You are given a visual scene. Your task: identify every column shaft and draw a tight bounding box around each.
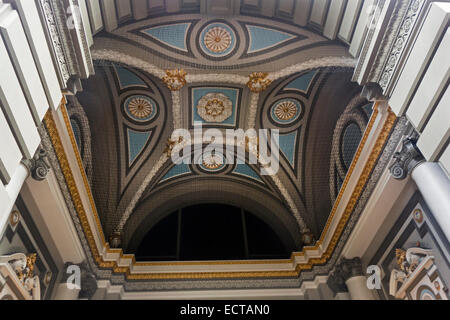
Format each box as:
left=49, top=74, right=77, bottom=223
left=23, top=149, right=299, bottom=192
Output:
left=345, top=276, right=375, bottom=300
left=53, top=283, right=81, bottom=300
left=411, top=162, right=450, bottom=242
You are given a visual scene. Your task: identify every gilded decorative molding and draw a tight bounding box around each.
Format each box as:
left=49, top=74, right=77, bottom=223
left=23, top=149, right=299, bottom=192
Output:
left=163, top=137, right=184, bottom=157
left=246, top=72, right=272, bottom=93
left=0, top=253, right=41, bottom=299
left=59, top=102, right=107, bottom=246
left=45, top=105, right=111, bottom=268
left=45, top=92, right=398, bottom=279
left=294, top=103, right=393, bottom=261
left=162, top=69, right=187, bottom=91
left=9, top=210, right=20, bottom=227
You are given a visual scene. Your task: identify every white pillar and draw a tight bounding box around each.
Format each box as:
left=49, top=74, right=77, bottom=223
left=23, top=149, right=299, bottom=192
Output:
left=5, top=163, right=29, bottom=200
left=0, top=163, right=29, bottom=236
left=411, top=162, right=450, bottom=242
left=345, top=276, right=375, bottom=300
left=53, top=283, right=80, bottom=300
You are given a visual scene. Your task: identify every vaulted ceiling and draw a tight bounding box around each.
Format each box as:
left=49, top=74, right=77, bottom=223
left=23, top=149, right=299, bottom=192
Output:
left=69, top=6, right=374, bottom=259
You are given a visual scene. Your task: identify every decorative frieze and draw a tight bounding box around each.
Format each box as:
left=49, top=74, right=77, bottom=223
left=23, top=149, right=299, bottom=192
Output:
left=0, top=253, right=40, bottom=300
left=353, top=0, right=428, bottom=95
left=37, top=0, right=93, bottom=92
left=38, top=0, right=71, bottom=84
left=378, top=0, right=425, bottom=92
left=389, top=246, right=447, bottom=299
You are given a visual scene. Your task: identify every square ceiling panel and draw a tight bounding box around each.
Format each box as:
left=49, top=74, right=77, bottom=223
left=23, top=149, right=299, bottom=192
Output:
left=190, top=86, right=241, bottom=128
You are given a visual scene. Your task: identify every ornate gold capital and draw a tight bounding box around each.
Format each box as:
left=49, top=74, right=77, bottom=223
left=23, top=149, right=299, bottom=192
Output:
left=164, top=136, right=184, bottom=157
left=162, top=69, right=187, bottom=91
left=247, top=72, right=272, bottom=93
left=395, top=248, right=407, bottom=271
left=25, top=254, right=37, bottom=279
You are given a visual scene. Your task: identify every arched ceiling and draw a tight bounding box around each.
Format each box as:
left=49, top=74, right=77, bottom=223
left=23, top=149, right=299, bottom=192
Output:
left=71, top=9, right=374, bottom=257
left=92, top=13, right=349, bottom=72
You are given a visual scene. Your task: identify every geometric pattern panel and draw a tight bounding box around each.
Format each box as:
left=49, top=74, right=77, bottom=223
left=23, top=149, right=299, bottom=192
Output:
left=278, top=131, right=298, bottom=168
left=113, top=65, right=148, bottom=89
left=127, top=129, right=152, bottom=166
left=159, top=163, right=192, bottom=183
left=232, top=163, right=263, bottom=183
left=141, top=22, right=191, bottom=52
left=283, top=70, right=317, bottom=92
left=191, top=87, right=240, bottom=127
left=246, top=25, right=296, bottom=54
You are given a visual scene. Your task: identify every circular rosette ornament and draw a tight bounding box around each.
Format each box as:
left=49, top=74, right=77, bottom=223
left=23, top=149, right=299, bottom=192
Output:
left=124, top=95, right=157, bottom=122
left=270, top=98, right=302, bottom=125
left=200, top=153, right=226, bottom=172
left=204, top=27, right=231, bottom=53
left=196, top=93, right=233, bottom=123
left=199, top=22, right=236, bottom=58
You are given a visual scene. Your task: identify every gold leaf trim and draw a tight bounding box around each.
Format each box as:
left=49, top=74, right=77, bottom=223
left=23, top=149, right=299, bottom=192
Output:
left=48, top=98, right=397, bottom=279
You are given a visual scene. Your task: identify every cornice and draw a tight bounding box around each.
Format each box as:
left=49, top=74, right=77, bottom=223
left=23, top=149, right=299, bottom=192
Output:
left=37, top=0, right=94, bottom=92
left=353, top=0, right=429, bottom=96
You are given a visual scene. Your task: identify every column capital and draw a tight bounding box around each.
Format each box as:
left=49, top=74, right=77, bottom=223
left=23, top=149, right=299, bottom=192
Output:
left=361, top=83, right=388, bottom=102
left=390, top=137, right=425, bottom=180
left=328, top=257, right=364, bottom=295
left=21, top=147, right=50, bottom=181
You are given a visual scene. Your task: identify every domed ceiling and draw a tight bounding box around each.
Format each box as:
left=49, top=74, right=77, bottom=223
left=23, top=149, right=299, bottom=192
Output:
left=69, top=6, right=374, bottom=260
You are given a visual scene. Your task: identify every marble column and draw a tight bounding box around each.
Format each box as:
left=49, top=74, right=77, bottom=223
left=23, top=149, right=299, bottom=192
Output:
left=390, top=137, right=450, bottom=242
left=0, top=163, right=29, bottom=236
left=411, top=162, right=450, bottom=242
left=0, top=146, right=51, bottom=236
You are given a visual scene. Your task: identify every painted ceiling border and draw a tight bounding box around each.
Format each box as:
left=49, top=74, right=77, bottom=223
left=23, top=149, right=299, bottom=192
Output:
left=42, top=96, right=397, bottom=279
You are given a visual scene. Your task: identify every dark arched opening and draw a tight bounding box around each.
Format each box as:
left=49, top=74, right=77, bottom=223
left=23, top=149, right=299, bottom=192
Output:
left=135, top=204, right=292, bottom=261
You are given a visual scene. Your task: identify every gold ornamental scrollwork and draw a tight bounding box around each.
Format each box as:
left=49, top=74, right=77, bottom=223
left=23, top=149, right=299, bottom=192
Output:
left=162, top=69, right=187, bottom=91
left=164, top=136, right=184, bottom=157
left=247, top=72, right=272, bottom=93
